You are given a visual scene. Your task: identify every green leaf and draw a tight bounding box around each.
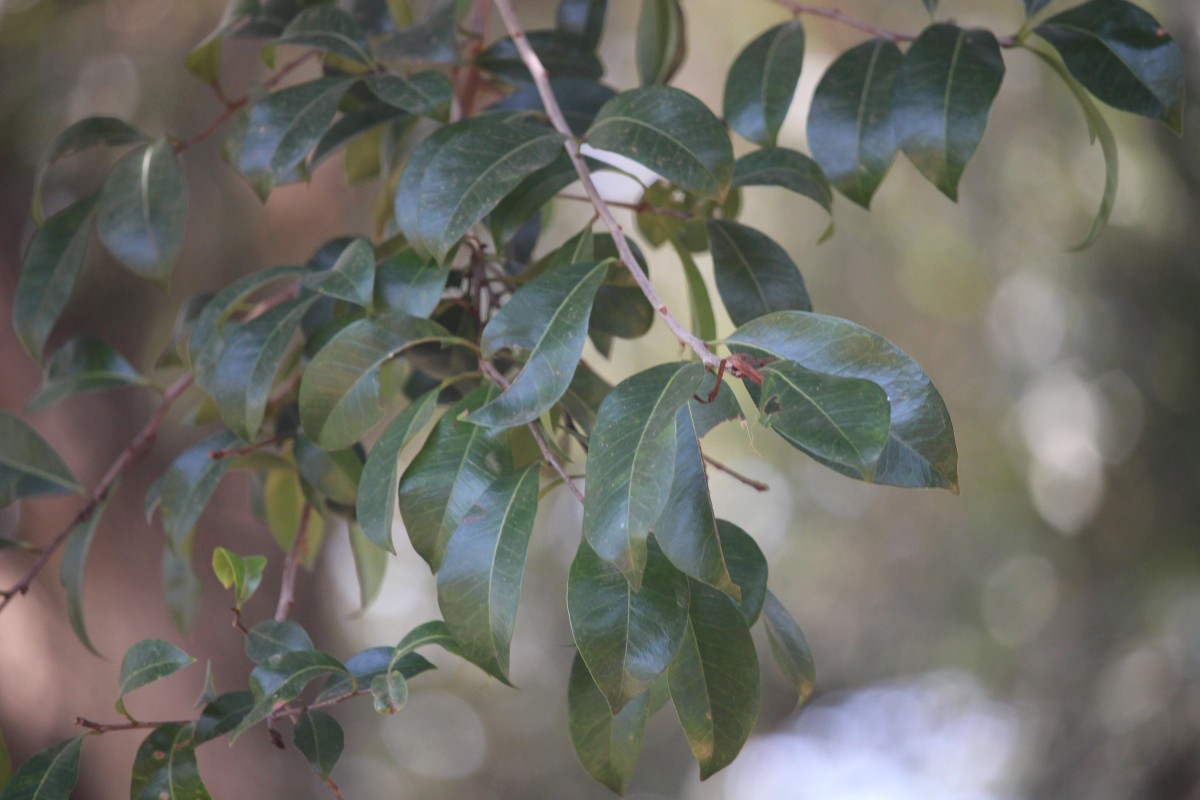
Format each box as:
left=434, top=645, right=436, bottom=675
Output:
left=557, top=0, right=607, bottom=48
left=245, top=619, right=314, bottom=664
left=398, top=387, right=513, bottom=570
left=636, top=0, right=686, bottom=86
left=280, top=6, right=372, bottom=65
left=668, top=580, right=760, bottom=780
left=583, top=361, right=706, bottom=587
left=301, top=237, right=375, bottom=307
left=129, top=724, right=211, bottom=800
left=716, top=521, right=767, bottom=625
left=758, top=359, right=891, bottom=481
left=59, top=498, right=108, bottom=656
left=588, top=236, right=655, bottom=345
left=567, top=651, right=649, bottom=794
left=319, top=647, right=434, bottom=703
left=670, top=241, right=717, bottom=344
left=0, top=411, right=81, bottom=507
left=488, top=151, right=582, bottom=244
left=233, top=650, right=350, bottom=741
left=807, top=39, right=903, bottom=208
left=13, top=195, right=97, bottom=361
left=159, top=433, right=237, bottom=552
left=707, top=220, right=811, bottom=327
left=375, top=250, right=449, bottom=318
left=892, top=24, right=1006, bottom=200
left=0, top=737, right=82, bottom=800
left=586, top=87, right=733, bottom=199
left=730, top=147, right=833, bottom=217
left=472, top=260, right=609, bottom=428
left=1025, top=0, right=1053, bottom=17
left=477, top=31, right=604, bottom=85
left=723, top=21, right=805, bottom=147
left=116, top=639, right=195, bottom=717
left=294, top=435, right=362, bottom=513
left=371, top=671, right=409, bottom=714
left=729, top=311, right=958, bottom=490
left=294, top=711, right=344, bottom=778
left=163, top=538, right=202, bottom=634
left=436, top=465, right=540, bottom=683
left=395, top=115, right=564, bottom=263
left=96, top=138, right=187, bottom=284
left=488, top=81, right=616, bottom=139
left=349, top=521, right=387, bottom=610
left=31, top=116, right=146, bottom=225
left=299, top=312, right=459, bottom=450
left=26, top=336, right=145, bottom=413
left=391, top=620, right=464, bottom=663
left=211, top=547, right=267, bottom=609
left=762, top=590, right=816, bottom=708
left=376, top=0, right=458, bottom=64
left=1035, top=0, right=1184, bottom=133
left=366, top=71, right=454, bottom=117
left=193, top=691, right=254, bottom=745
left=358, top=390, right=439, bottom=553
left=560, top=362, right=610, bottom=435
left=568, top=539, right=690, bottom=711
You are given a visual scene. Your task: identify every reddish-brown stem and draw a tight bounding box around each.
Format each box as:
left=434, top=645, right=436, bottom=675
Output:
left=453, top=0, right=493, bottom=120
left=275, top=504, right=313, bottom=622
left=325, top=778, right=348, bottom=800
left=702, top=454, right=771, bottom=493
left=209, top=433, right=289, bottom=461
left=773, top=1, right=1018, bottom=47
left=76, top=717, right=185, bottom=734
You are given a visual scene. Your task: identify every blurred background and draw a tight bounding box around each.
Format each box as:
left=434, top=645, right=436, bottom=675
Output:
left=1, top=0, right=1198, bottom=797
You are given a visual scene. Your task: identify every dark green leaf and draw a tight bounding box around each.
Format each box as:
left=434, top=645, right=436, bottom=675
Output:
left=636, top=0, right=686, bottom=86
left=193, top=691, right=255, bottom=744
left=159, top=433, right=236, bottom=552
left=312, top=102, right=408, bottom=169
left=233, top=650, right=350, bottom=741
left=32, top=117, right=146, bottom=225
left=375, top=0, right=458, bottom=65
left=129, top=724, right=211, bottom=800
left=13, top=196, right=97, bottom=361
left=586, top=87, right=733, bottom=198
left=557, top=0, right=607, bottom=48
left=892, top=25, right=1005, bottom=200
left=568, top=539, right=690, bottom=711
left=391, top=620, right=464, bottom=663
left=374, top=250, right=449, bottom=317
left=398, top=387, right=513, bottom=570
left=583, top=361, right=706, bottom=587
left=298, top=312, right=459, bottom=450
left=358, top=389, right=439, bottom=553
left=294, top=711, right=344, bottom=778
left=371, top=671, right=408, bottom=714
left=437, top=465, right=540, bottom=683
left=807, top=39, right=903, bottom=208
left=0, top=737, right=82, bottom=800
left=762, top=590, right=816, bottom=707
left=349, top=521, right=387, bottom=609
left=96, top=138, right=187, bottom=283
left=560, top=362, right=610, bottom=435
left=0, top=412, right=81, bottom=507
left=707, top=220, right=811, bottom=327
left=245, top=619, right=314, bottom=664
left=670, top=241, right=717, bottom=344
left=319, top=647, right=434, bottom=702
left=26, top=336, right=145, bottom=413
left=59, top=498, right=108, bottom=656
left=716, top=521, right=767, bottom=625
left=587, top=235, right=655, bottom=345
left=162, top=538, right=202, bottom=635
left=1025, top=0, right=1053, bottom=16
left=477, top=30, right=604, bottom=85
left=723, top=21, right=805, bottom=147
left=668, top=580, right=760, bottom=780
left=211, top=547, right=267, bottom=609
left=116, top=639, right=195, bottom=716
left=729, top=311, right=958, bottom=490
left=366, top=71, right=454, bottom=117
left=1036, top=0, right=1184, bottom=133
left=730, top=147, right=833, bottom=216
left=488, top=80, right=616, bottom=138
left=301, top=237, right=375, bottom=307
left=567, top=652, right=649, bottom=794
left=293, top=434, right=362, bottom=512
left=280, top=6, right=372, bottom=64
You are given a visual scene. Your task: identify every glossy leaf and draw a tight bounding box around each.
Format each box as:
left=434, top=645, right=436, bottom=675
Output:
left=477, top=30, right=604, bottom=85
left=371, top=671, right=409, bottom=714
left=298, top=312, right=458, bottom=450
left=116, top=639, right=195, bottom=716
left=13, top=195, right=97, bottom=361
left=892, top=25, right=1005, bottom=200
left=59, top=498, right=108, bottom=656
left=586, top=87, right=733, bottom=198
left=391, top=620, right=465, bottom=664
left=568, top=539, right=690, bottom=711
left=437, top=465, right=540, bottom=683
left=557, top=0, right=607, bottom=48
left=233, top=650, right=350, bottom=741
left=730, top=147, right=833, bottom=217
left=358, top=389, right=438, bottom=552
left=1036, top=0, right=1184, bottom=133
left=636, top=0, right=686, bottom=86
left=707, top=220, right=811, bottom=327
left=473, top=260, right=608, bottom=428
left=26, top=336, right=145, bottom=413
left=158, top=432, right=236, bottom=552
left=96, top=138, right=187, bottom=283
left=716, top=521, right=767, bottom=625
left=668, top=580, right=760, bottom=780
left=488, top=80, right=616, bottom=139
left=762, top=590, right=816, bottom=707
left=729, top=311, right=958, bottom=490
left=374, top=250, right=449, bottom=317
left=211, top=547, right=267, bottom=609
left=193, top=691, right=255, bottom=745
left=280, top=6, right=371, bottom=65
left=301, top=237, right=375, bottom=307
left=758, top=359, right=891, bottom=481
left=129, top=724, right=211, bottom=800
left=349, top=522, right=387, bottom=609
left=807, top=39, right=903, bottom=208
left=245, top=619, right=314, bottom=664
left=0, top=737, right=82, bottom=800
left=294, top=711, right=344, bottom=778
left=320, top=647, right=434, bottom=703
left=398, top=387, right=513, bottom=570
left=32, top=116, right=145, bottom=225
left=583, top=361, right=706, bottom=587
left=723, top=21, right=805, bottom=147
left=567, top=651, right=649, bottom=794
left=366, top=71, right=453, bottom=117
left=0, top=411, right=81, bottom=507
left=587, top=235, right=655, bottom=346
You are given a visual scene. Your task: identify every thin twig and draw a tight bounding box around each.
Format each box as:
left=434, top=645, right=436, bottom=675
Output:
left=703, top=454, right=771, bottom=493
left=76, top=717, right=184, bottom=733
left=209, top=433, right=289, bottom=461
left=490, top=0, right=722, bottom=372
left=773, top=1, right=1018, bottom=47
left=557, top=193, right=694, bottom=221
left=0, top=374, right=194, bottom=615
left=325, top=778, right=348, bottom=800
left=452, top=0, right=493, bottom=121
left=274, top=504, right=313, bottom=622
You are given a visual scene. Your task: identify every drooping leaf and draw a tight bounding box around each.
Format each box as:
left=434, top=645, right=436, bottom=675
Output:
left=162, top=537, right=202, bottom=635
left=730, top=147, right=833, bottom=218
left=390, top=620, right=465, bottom=664
left=59, top=498, right=108, bottom=656
left=707, top=220, right=811, bottom=327
left=301, top=237, right=375, bottom=308
left=636, top=0, right=686, bottom=86
left=245, top=619, right=314, bottom=664
left=476, top=30, right=604, bottom=85
left=280, top=6, right=372, bottom=65
left=557, top=0, right=607, bottom=48
left=0, top=737, right=83, bottom=800
left=193, top=691, right=255, bottom=745
left=13, top=195, right=97, bottom=361
left=762, top=590, right=816, bottom=708
left=158, top=432, right=237, bottom=552
left=263, top=468, right=324, bottom=565
left=670, top=241, right=718, bottom=344
left=583, top=361, right=706, bottom=587
left=568, top=539, right=690, bottom=711
left=32, top=117, right=146, bottom=225
left=728, top=311, right=958, bottom=490
left=436, top=465, right=540, bottom=683
left=668, top=580, right=760, bottom=780
left=211, top=547, right=267, bottom=609
left=365, top=71, right=454, bottom=117
left=116, top=639, right=195, bottom=717
left=294, top=711, right=344, bottom=778
left=587, top=87, right=733, bottom=199
left=1035, top=0, right=1184, bottom=133
left=26, top=336, right=146, bottom=413
left=807, top=39, right=903, bottom=208
left=892, top=24, right=1006, bottom=200
left=349, top=521, right=387, bottom=609
left=723, top=20, right=805, bottom=147
left=567, top=651, right=649, bottom=794
left=715, top=521, right=767, bottom=625
left=0, top=412, right=81, bottom=507
left=298, top=312, right=459, bottom=450
left=374, top=250, right=449, bottom=318
left=371, top=671, right=409, bottom=714
left=129, top=724, right=211, bottom=800
left=472, top=260, right=609, bottom=428
left=587, top=235, right=655, bottom=346
left=232, top=650, right=350, bottom=741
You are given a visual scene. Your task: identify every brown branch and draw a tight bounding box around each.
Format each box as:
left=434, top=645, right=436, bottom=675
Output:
left=453, top=0, right=493, bottom=120
left=209, top=433, right=289, bottom=461
left=0, top=374, right=194, bottom=615
left=773, top=1, right=1018, bottom=47
left=76, top=716, right=185, bottom=734
left=490, top=0, right=722, bottom=372
left=703, top=454, right=771, bottom=493
left=275, top=504, right=313, bottom=622
left=556, top=193, right=694, bottom=221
